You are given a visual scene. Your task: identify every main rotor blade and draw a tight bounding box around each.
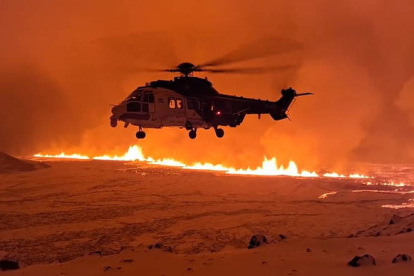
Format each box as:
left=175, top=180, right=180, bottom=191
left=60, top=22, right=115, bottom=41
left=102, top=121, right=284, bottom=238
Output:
left=201, top=65, right=297, bottom=74
left=198, top=37, right=303, bottom=68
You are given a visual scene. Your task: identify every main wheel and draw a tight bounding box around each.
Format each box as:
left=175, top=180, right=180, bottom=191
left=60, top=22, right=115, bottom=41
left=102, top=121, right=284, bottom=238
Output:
left=189, top=130, right=197, bottom=139
left=136, top=131, right=146, bottom=139
left=215, top=128, right=224, bottom=138
left=110, top=120, right=117, bottom=128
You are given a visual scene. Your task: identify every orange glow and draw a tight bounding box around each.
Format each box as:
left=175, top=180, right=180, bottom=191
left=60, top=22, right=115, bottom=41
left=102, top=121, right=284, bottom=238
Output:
left=34, top=145, right=372, bottom=179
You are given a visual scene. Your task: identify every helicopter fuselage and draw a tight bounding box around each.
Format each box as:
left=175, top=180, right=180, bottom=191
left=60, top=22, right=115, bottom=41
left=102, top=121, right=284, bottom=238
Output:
left=110, top=76, right=307, bottom=139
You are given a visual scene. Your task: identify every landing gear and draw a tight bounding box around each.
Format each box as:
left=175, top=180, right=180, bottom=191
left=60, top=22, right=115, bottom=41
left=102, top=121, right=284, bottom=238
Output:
left=136, top=126, right=146, bottom=139
left=189, top=129, right=197, bottom=139
left=110, top=119, right=117, bottom=128
left=136, top=131, right=146, bottom=139
left=215, top=128, right=224, bottom=138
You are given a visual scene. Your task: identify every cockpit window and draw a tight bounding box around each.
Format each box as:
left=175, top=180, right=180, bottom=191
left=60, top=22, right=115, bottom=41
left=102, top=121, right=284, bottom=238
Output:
left=126, top=102, right=141, bottom=112
left=126, top=92, right=142, bottom=101
left=133, top=93, right=142, bottom=101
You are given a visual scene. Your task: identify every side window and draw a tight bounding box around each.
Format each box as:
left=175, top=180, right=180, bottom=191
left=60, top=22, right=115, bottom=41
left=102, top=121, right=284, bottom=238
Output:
left=194, top=100, right=201, bottom=110
left=187, top=99, right=194, bottom=110
left=168, top=97, right=176, bottom=109
left=176, top=98, right=183, bottom=109
left=143, top=94, right=149, bottom=103
left=143, top=92, right=154, bottom=103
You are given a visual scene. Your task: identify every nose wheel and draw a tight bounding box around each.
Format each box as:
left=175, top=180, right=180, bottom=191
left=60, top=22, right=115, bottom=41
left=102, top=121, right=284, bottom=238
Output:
left=215, top=128, right=224, bottom=138
left=136, top=127, right=146, bottom=139
left=189, top=129, right=197, bottom=139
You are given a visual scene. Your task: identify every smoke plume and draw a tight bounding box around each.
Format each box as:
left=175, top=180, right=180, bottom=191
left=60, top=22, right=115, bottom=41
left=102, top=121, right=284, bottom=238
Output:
left=1, top=0, right=414, bottom=170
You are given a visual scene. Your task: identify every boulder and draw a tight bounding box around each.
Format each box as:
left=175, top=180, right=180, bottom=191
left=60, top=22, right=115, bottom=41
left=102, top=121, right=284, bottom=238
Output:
left=278, top=234, right=287, bottom=240
left=148, top=243, right=172, bottom=252
left=389, top=214, right=402, bottom=225
left=0, top=259, right=20, bottom=271
left=89, top=251, right=102, bottom=256
left=103, top=266, right=121, bottom=271
left=348, top=254, right=376, bottom=267
left=248, top=234, right=268, bottom=249
left=397, top=228, right=412, bottom=234
left=392, top=254, right=412, bottom=263
left=120, top=259, right=133, bottom=263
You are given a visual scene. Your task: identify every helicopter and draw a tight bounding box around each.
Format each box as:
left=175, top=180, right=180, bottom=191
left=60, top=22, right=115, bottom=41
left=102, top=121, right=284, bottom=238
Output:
left=106, top=35, right=313, bottom=139
left=110, top=61, right=312, bottom=139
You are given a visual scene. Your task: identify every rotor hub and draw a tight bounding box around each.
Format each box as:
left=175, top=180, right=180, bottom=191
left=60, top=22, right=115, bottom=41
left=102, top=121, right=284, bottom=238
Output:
left=176, top=62, right=197, bottom=76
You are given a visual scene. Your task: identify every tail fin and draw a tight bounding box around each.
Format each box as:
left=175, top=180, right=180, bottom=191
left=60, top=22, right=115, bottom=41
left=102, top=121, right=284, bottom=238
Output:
left=270, top=88, right=312, bottom=120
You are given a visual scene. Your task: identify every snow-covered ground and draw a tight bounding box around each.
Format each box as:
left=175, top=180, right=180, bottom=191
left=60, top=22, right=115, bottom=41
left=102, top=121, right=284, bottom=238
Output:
left=1, top=159, right=414, bottom=275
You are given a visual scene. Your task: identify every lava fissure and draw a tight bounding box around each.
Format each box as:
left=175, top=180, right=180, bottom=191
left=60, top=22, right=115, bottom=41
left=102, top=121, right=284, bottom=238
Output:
left=34, top=146, right=370, bottom=179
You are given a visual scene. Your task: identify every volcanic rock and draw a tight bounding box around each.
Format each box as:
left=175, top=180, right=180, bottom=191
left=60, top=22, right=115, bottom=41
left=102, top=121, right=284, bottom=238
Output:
left=392, top=254, right=412, bottom=263
left=278, top=234, right=287, bottom=240
left=103, top=266, right=121, bottom=271
left=148, top=243, right=173, bottom=252
left=120, top=259, right=133, bottom=263
left=348, top=254, right=376, bottom=267
left=247, top=234, right=268, bottom=249
left=89, top=251, right=102, bottom=256
left=0, top=259, right=20, bottom=271
left=354, top=213, right=414, bottom=237
left=0, top=151, right=49, bottom=173
left=389, top=214, right=402, bottom=225
left=397, top=228, right=412, bottom=234
left=117, top=246, right=134, bottom=253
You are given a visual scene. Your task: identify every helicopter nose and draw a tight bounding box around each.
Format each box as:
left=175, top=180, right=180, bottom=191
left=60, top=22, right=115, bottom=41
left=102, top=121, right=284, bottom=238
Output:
left=111, top=104, right=124, bottom=116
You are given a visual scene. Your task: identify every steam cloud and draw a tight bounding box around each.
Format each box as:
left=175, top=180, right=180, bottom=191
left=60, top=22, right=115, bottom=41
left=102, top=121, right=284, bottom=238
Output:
left=1, top=0, right=413, bottom=170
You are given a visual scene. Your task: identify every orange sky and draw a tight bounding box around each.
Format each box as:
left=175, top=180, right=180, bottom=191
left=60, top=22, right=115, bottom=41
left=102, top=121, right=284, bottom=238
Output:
left=1, top=0, right=414, bottom=170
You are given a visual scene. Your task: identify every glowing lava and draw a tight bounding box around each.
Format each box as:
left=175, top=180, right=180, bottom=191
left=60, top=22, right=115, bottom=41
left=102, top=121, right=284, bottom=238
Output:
left=365, top=181, right=406, bottom=187
left=227, top=157, right=318, bottom=177
left=33, top=153, right=90, bottom=160
left=323, top=172, right=346, bottom=178
left=34, top=145, right=370, bottom=179
left=93, top=146, right=145, bottom=161
left=319, top=191, right=337, bottom=199
left=382, top=199, right=414, bottom=209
